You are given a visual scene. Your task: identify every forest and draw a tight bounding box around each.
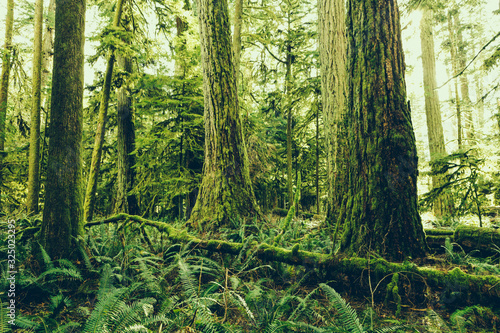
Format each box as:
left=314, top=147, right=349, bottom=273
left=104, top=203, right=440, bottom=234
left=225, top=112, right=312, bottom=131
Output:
left=0, top=0, right=500, bottom=331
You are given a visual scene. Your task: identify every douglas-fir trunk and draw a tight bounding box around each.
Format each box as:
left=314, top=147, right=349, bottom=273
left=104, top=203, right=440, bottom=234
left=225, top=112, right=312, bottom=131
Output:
left=339, top=0, right=428, bottom=260
left=189, top=0, right=260, bottom=227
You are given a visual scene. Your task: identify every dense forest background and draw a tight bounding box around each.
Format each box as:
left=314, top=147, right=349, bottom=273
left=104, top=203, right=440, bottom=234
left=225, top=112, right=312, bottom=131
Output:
left=0, top=0, right=500, bottom=331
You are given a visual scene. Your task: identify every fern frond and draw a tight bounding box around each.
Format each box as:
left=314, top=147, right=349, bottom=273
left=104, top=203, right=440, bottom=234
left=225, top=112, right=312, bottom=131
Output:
left=0, top=302, right=11, bottom=333
left=83, top=288, right=128, bottom=333
left=35, top=267, right=82, bottom=284
left=39, top=245, right=54, bottom=270
left=320, top=284, right=364, bottom=333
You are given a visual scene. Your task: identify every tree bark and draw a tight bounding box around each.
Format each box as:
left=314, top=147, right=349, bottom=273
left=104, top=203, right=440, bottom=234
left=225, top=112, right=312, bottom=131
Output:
left=189, top=0, right=260, bottom=227
left=27, top=0, right=44, bottom=214
left=419, top=8, right=453, bottom=217
left=339, top=0, right=428, bottom=260
left=0, top=0, right=14, bottom=211
left=318, top=0, right=347, bottom=225
left=114, top=54, right=138, bottom=215
left=447, top=11, right=463, bottom=150
left=232, top=0, right=243, bottom=75
left=41, top=0, right=85, bottom=259
left=84, top=0, right=125, bottom=222
left=454, top=13, right=474, bottom=145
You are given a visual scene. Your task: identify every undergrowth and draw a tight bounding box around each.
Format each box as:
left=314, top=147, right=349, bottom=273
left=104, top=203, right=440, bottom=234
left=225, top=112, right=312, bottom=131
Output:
left=0, top=214, right=498, bottom=332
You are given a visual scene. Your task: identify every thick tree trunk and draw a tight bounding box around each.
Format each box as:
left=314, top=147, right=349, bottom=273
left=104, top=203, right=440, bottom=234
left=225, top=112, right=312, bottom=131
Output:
left=0, top=0, right=14, bottom=211
left=339, top=0, right=428, bottom=260
left=84, top=0, right=125, bottom=221
left=189, top=0, right=260, bottom=227
left=27, top=0, right=44, bottom=214
left=41, top=0, right=86, bottom=259
left=318, top=0, right=347, bottom=225
left=114, top=54, right=138, bottom=215
left=419, top=9, right=453, bottom=218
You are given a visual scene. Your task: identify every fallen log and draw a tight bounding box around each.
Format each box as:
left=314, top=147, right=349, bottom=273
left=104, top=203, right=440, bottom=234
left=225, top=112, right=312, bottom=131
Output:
left=424, top=227, right=500, bottom=255
left=87, top=214, right=500, bottom=305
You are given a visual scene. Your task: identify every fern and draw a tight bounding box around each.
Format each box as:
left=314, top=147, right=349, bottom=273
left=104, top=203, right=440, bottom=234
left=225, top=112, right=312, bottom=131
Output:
left=0, top=302, right=11, bottom=333
left=320, top=284, right=364, bottom=333
left=320, top=284, right=409, bottom=333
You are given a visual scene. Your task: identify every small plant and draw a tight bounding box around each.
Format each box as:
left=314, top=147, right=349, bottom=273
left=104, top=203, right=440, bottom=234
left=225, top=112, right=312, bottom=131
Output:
left=319, top=284, right=409, bottom=333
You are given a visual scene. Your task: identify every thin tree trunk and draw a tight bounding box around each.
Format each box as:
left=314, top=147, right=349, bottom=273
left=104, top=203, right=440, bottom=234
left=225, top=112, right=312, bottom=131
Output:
left=419, top=8, right=452, bottom=217
left=454, top=13, right=474, bottom=145
left=84, top=0, right=125, bottom=221
left=318, top=0, right=347, bottom=225
left=339, top=0, right=428, bottom=260
left=447, top=11, right=463, bottom=150
left=232, top=0, right=243, bottom=75
left=27, top=0, right=44, bottom=214
left=41, top=0, right=85, bottom=259
left=286, top=39, right=293, bottom=209
left=189, top=0, right=261, bottom=227
left=315, top=98, right=320, bottom=215
left=114, top=54, right=138, bottom=215
left=0, top=0, right=14, bottom=211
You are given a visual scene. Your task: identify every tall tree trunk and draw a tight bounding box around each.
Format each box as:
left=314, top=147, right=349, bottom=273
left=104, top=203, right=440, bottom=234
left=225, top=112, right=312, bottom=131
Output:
left=41, top=0, right=85, bottom=259
left=84, top=0, right=125, bottom=221
left=454, top=13, right=474, bottom=145
left=41, top=0, right=55, bottom=101
left=0, top=0, right=14, bottom=212
left=339, top=0, right=428, bottom=260
left=189, top=0, right=260, bottom=227
left=286, top=39, right=293, bottom=209
left=475, top=73, right=484, bottom=137
left=232, top=0, right=243, bottom=75
left=447, top=11, right=463, bottom=150
left=419, top=8, right=452, bottom=217
left=315, top=97, right=320, bottom=215
left=114, top=54, right=138, bottom=215
left=318, top=0, right=347, bottom=225
left=27, top=0, right=44, bottom=214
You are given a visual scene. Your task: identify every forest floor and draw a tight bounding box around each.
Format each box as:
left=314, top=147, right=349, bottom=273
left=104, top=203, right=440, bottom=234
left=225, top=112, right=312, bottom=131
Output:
left=8, top=212, right=500, bottom=332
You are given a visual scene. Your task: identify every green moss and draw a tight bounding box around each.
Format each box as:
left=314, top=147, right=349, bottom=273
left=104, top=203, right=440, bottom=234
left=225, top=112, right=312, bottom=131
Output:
left=385, top=273, right=401, bottom=317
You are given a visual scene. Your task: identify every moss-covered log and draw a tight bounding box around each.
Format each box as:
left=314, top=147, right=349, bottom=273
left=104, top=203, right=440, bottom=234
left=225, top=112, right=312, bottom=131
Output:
left=454, top=226, right=500, bottom=253
left=86, top=214, right=500, bottom=304
left=423, top=227, right=500, bottom=255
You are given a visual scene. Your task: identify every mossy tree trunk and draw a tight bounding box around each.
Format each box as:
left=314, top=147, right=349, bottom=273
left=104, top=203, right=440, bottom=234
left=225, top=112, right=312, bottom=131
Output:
left=114, top=53, right=138, bottom=215
left=419, top=8, right=453, bottom=218
left=84, top=0, right=125, bottom=221
left=26, top=0, right=44, bottom=214
left=339, top=0, right=428, bottom=260
left=189, top=0, right=260, bottom=227
left=0, top=0, right=14, bottom=212
left=318, top=0, right=347, bottom=225
left=41, top=0, right=86, bottom=259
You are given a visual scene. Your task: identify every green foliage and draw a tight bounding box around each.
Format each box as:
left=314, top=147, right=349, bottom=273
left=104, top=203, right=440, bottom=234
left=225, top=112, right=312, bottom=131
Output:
left=420, top=149, right=491, bottom=224
left=320, top=284, right=409, bottom=333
